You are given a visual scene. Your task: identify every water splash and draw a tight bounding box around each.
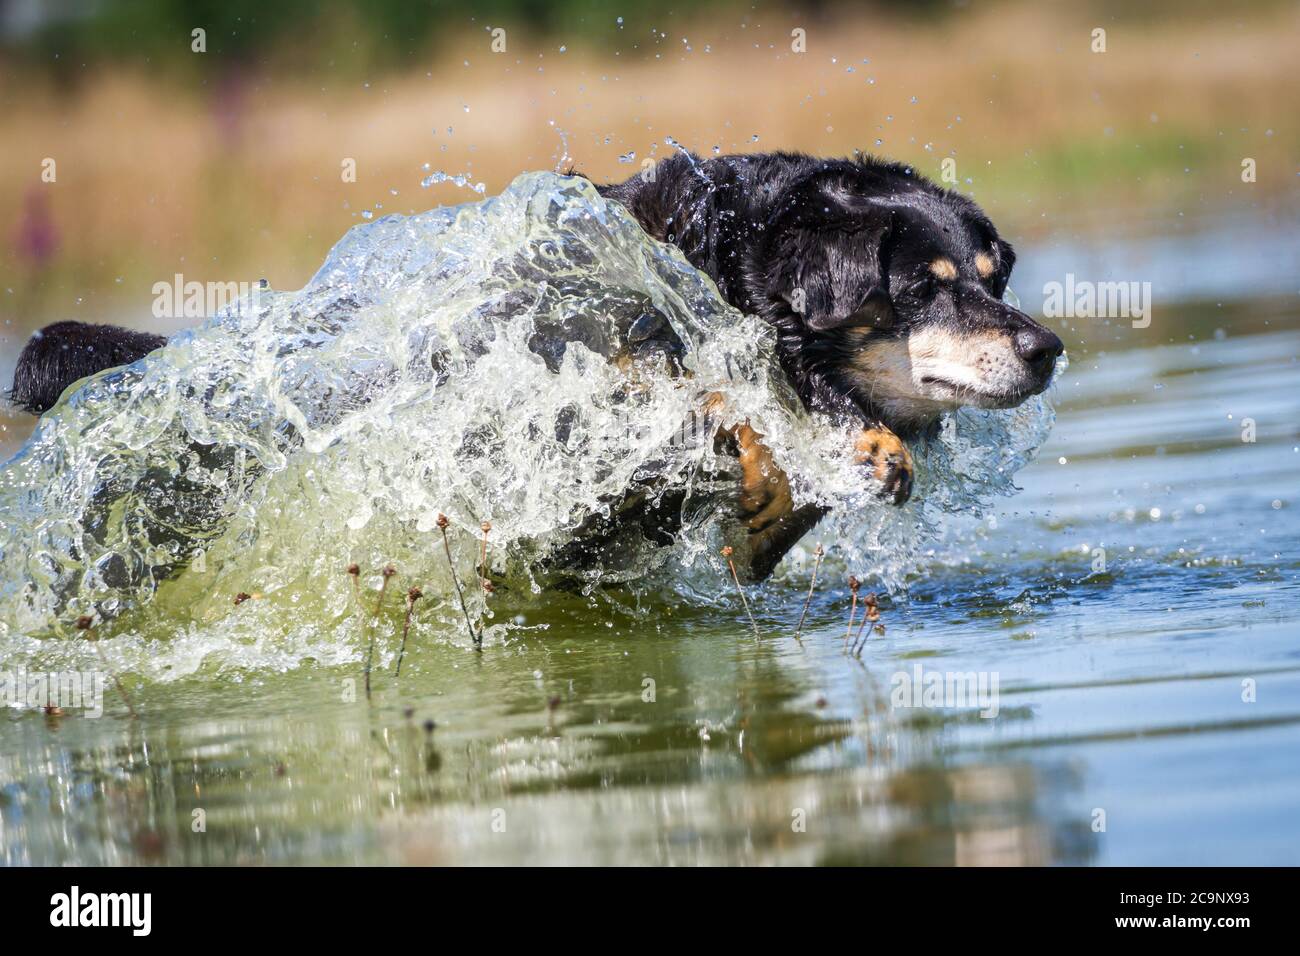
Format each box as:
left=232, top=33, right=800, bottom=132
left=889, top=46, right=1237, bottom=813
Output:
left=419, top=169, right=485, bottom=193
left=0, top=172, right=1056, bottom=678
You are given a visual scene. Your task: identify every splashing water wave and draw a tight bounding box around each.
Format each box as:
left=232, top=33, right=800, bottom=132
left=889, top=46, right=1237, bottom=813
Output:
left=0, top=172, right=1057, bottom=678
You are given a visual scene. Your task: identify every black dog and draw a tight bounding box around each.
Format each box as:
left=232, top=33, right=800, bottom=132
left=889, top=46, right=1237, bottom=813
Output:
left=601, top=152, right=1061, bottom=430
left=594, top=152, right=1061, bottom=574
left=9, top=151, right=1061, bottom=585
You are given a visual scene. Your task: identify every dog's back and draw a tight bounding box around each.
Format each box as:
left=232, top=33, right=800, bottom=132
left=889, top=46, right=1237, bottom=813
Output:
left=10, top=321, right=165, bottom=414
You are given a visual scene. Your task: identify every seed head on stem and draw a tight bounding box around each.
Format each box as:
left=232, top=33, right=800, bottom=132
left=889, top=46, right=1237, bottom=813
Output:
left=852, top=591, right=878, bottom=645
left=852, top=592, right=884, bottom=656
left=346, top=562, right=361, bottom=608
left=395, top=586, right=423, bottom=677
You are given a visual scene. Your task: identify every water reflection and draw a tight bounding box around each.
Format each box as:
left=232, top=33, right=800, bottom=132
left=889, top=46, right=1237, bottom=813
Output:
left=1, top=616, right=1098, bottom=865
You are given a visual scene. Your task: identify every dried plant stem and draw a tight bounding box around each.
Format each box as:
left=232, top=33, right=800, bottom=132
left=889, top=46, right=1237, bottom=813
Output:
left=852, top=593, right=881, bottom=656
left=721, top=546, right=759, bottom=637
left=347, top=563, right=365, bottom=693
left=364, top=565, right=396, bottom=698
left=77, top=615, right=138, bottom=720
left=479, top=520, right=492, bottom=592
left=851, top=624, right=868, bottom=655
left=844, top=575, right=860, bottom=645
left=439, top=514, right=481, bottom=648
left=794, top=543, right=824, bottom=640
left=395, top=586, right=422, bottom=677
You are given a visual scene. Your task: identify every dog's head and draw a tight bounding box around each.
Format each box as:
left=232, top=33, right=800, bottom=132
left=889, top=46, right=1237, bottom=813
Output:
left=759, top=161, right=1062, bottom=432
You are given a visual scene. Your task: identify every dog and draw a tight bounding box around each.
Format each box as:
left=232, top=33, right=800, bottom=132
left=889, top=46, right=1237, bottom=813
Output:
left=593, top=152, right=1061, bottom=576
left=8, top=151, right=1061, bottom=588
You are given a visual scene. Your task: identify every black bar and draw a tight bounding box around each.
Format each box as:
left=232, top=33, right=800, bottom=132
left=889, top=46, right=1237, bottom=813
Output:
left=0, top=866, right=1280, bottom=938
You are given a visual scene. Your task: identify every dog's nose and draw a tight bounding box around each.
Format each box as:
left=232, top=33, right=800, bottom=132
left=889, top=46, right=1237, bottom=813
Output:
left=1013, top=326, right=1064, bottom=370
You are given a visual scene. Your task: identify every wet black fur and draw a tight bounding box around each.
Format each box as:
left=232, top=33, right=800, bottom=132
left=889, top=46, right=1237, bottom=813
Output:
left=598, top=151, right=1061, bottom=436
left=9, top=320, right=165, bottom=414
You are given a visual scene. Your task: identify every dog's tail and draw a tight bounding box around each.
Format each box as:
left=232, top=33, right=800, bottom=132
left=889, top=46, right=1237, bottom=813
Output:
left=9, top=321, right=168, bottom=415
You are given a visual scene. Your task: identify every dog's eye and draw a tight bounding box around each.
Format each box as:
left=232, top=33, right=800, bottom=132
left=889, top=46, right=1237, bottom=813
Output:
left=846, top=289, right=896, bottom=329
left=903, top=275, right=934, bottom=297
left=847, top=307, right=895, bottom=330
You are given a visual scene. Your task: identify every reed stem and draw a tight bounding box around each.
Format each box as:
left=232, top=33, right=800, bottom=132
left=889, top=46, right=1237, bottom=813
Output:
left=439, top=514, right=481, bottom=648
left=852, top=593, right=880, bottom=655
left=722, top=546, right=759, bottom=637
left=395, top=586, right=422, bottom=677
left=479, top=520, right=492, bottom=593
left=844, top=575, right=860, bottom=645
left=794, top=542, right=824, bottom=640
left=364, top=565, right=395, bottom=698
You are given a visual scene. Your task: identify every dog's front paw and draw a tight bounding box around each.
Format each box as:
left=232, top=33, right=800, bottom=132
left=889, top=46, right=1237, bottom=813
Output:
left=854, top=426, right=914, bottom=505
left=732, top=423, right=795, bottom=531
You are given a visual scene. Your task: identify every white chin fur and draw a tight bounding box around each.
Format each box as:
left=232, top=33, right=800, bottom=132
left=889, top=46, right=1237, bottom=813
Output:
left=849, top=328, right=1038, bottom=421
left=912, top=370, right=1025, bottom=409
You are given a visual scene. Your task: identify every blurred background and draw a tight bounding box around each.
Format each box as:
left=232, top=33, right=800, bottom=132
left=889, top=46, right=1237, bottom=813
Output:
left=0, top=0, right=1296, bottom=455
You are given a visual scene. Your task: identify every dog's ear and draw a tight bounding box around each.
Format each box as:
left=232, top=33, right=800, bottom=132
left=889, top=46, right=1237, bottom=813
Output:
left=989, top=237, right=1017, bottom=298
left=765, top=173, right=893, bottom=332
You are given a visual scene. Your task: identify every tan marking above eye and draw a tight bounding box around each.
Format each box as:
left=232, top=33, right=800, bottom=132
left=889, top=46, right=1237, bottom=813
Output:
left=929, top=258, right=958, bottom=281
left=974, top=252, right=996, bottom=278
